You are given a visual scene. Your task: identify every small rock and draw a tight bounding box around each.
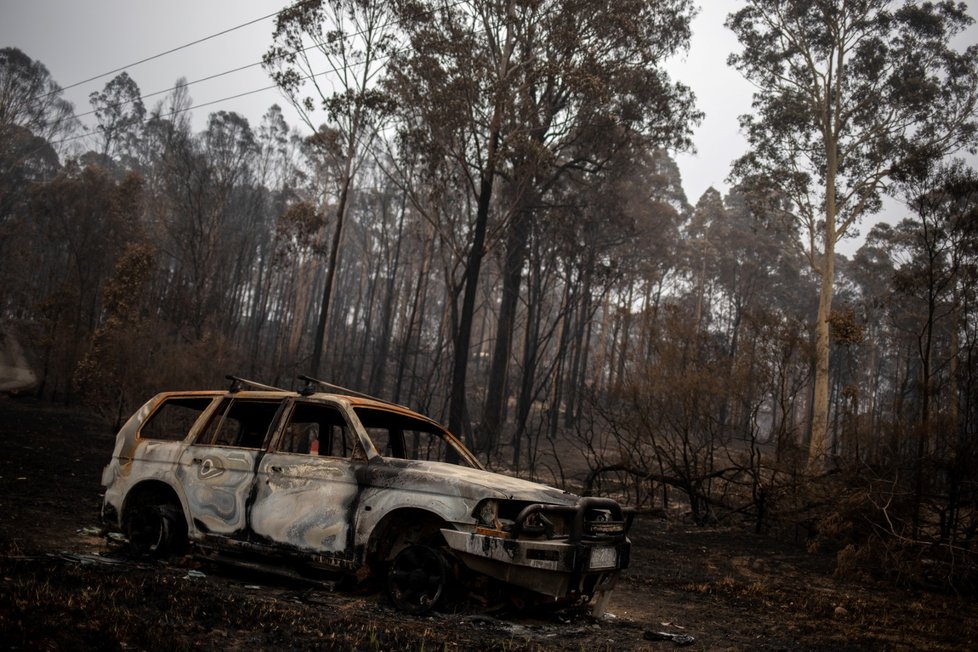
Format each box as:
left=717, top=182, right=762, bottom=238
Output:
left=834, top=606, right=849, bottom=618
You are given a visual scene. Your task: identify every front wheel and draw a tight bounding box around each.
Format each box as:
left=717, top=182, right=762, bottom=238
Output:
left=127, top=503, right=186, bottom=557
left=387, top=544, right=451, bottom=614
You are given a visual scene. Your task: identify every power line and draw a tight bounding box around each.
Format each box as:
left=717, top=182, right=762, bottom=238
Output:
left=52, top=0, right=471, bottom=124
left=77, top=60, right=265, bottom=121
left=39, top=4, right=297, bottom=100
left=74, top=27, right=356, bottom=123
left=47, top=50, right=399, bottom=148
left=41, top=0, right=470, bottom=148
left=68, top=42, right=390, bottom=127
left=49, top=82, right=278, bottom=148
left=47, top=0, right=465, bottom=105
left=65, top=5, right=439, bottom=125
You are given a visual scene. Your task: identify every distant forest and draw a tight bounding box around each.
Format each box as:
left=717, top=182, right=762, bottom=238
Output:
left=2, top=1, right=978, bottom=589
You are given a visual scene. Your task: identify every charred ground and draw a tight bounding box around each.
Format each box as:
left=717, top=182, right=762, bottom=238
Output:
left=0, top=397, right=975, bottom=650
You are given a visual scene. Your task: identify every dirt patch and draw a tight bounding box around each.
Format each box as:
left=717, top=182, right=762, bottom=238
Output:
left=1, top=397, right=975, bottom=650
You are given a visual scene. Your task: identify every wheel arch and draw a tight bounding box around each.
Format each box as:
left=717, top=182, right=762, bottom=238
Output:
left=363, top=507, right=453, bottom=567
left=122, top=479, right=186, bottom=528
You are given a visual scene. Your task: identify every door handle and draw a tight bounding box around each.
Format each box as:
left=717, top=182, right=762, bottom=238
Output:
left=196, top=457, right=221, bottom=479
left=269, top=465, right=283, bottom=473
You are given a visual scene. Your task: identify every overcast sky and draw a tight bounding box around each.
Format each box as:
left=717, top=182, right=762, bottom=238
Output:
left=2, top=0, right=976, bottom=244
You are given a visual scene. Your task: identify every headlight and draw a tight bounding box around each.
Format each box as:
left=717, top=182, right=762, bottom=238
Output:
left=475, top=499, right=499, bottom=528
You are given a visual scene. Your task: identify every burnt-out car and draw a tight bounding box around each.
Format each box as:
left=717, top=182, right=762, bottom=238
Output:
left=100, top=378, right=630, bottom=614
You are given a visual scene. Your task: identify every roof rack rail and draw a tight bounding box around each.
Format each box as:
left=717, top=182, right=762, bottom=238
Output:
left=226, top=375, right=287, bottom=393
left=297, top=375, right=409, bottom=409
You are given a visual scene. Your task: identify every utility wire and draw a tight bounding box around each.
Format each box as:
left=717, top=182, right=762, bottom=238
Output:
left=40, top=0, right=469, bottom=148
left=59, top=8, right=397, bottom=121
left=48, top=83, right=278, bottom=149
left=76, top=60, right=264, bottom=120
left=47, top=0, right=465, bottom=105
left=75, top=26, right=352, bottom=122
left=47, top=49, right=400, bottom=148
left=68, top=41, right=391, bottom=126
left=37, top=4, right=295, bottom=100
left=64, top=2, right=452, bottom=124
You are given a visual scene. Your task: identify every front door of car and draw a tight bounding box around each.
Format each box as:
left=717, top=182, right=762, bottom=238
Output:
left=176, top=397, right=281, bottom=537
left=249, top=400, right=361, bottom=560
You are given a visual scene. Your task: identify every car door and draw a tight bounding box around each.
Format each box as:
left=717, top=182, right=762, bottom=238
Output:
left=176, top=396, right=281, bottom=537
left=249, top=399, right=361, bottom=560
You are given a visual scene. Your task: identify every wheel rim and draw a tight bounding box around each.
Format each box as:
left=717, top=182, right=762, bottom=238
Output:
left=387, top=544, right=449, bottom=613
left=127, top=503, right=185, bottom=557
left=128, top=506, right=166, bottom=555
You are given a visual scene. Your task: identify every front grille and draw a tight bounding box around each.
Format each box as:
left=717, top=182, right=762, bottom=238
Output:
left=512, top=497, right=629, bottom=544
left=587, top=520, right=626, bottom=536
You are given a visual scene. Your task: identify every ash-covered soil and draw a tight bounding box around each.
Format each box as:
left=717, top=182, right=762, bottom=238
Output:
left=1, top=396, right=975, bottom=650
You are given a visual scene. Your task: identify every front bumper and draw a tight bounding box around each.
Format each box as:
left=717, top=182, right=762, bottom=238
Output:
left=441, top=497, right=631, bottom=599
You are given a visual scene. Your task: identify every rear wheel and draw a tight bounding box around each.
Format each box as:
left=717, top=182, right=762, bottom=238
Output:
left=387, top=544, right=451, bottom=614
left=127, top=502, right=186, bottom=557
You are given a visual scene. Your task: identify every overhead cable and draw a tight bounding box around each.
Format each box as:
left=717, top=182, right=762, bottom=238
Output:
left=38, top=5, right=293, bottom=99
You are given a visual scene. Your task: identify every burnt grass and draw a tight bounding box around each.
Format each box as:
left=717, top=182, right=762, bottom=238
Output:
left=1, top=397, right=976, bottom=651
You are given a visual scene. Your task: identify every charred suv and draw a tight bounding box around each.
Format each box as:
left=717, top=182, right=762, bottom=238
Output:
left=100, top=378, right=630, bottom=614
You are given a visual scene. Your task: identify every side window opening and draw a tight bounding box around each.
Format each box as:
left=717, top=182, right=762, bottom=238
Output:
left=277, top=402, right=356, bottom=458
left=194, top=398, right=281, bottom=449
left=139, top=397, right=214, bottom=441
left=354, top=408, right=457, bottom=464
left=364, top=426, right=402, bottom=458
left=403, top=428, right=450, bottom=462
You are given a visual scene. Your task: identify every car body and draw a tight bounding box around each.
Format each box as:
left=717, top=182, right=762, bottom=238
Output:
left=100, top=381, right=630, bottom=613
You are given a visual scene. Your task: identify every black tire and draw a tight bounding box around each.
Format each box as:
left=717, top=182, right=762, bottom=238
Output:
left=387, top=544, right=451, bottom=614
left=127, top=503, right=186, bottom=558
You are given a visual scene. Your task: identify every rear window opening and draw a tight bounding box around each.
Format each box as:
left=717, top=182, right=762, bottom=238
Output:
left=139, top=397, right=214, bottom=441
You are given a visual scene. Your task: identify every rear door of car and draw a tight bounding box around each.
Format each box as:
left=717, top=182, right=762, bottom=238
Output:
left=249, top=398, right=361, bottom=560
left=176, top=395, right=282, bottom=537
